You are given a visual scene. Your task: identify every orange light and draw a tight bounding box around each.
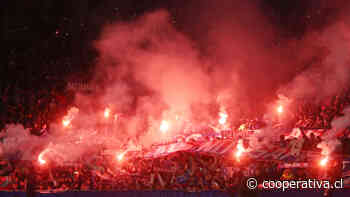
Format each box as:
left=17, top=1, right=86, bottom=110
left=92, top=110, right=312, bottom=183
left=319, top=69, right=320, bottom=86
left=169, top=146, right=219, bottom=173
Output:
left=62, top=107, right=79, bottom=127
left=235, top=150, right=243, bottom=160
left=219, top=112, right=228, bottom=125
left=277, top=105, right=283, bottom=114
left=104, top=108, right=111, bottom=118
left=319, top=156, right=328, bottom=167
left=38, top=158, right=46, bottom=165
left=62, top=119, right=70, bottom=127
left=160, top=120, right=170, bottom=133
left=38, top=149, right=50, bottom=165
left=235, top=139, right=245, bottom=161
left=238, top=124, right=246, bottom=131
left=116, top=151, right=126, bottom=161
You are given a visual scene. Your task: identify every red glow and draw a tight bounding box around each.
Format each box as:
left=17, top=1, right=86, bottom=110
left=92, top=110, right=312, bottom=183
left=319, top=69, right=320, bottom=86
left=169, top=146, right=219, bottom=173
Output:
left=319, top=156, right=329, bottom=167
left=116, top=151, right=126, bottom=161
left=277, top=105, right=283, bottom=114
left=62, top=119, right=70, bottom=127
left=62, top=107, right=79, bottom=128
left=219, top=112, right=228, bottom=125
left=238, top=124, right=246, bottom=131
left=104, top=108, right=111, bottom=118
left=38, top=159, right=46, bottom=165
left=235, top=139, right=246, bottom=161
left=114, top=114, right=119, bottom=121
left=160, top=120, right=170, bottom=133
left=38, top=149, right=50, bottom=165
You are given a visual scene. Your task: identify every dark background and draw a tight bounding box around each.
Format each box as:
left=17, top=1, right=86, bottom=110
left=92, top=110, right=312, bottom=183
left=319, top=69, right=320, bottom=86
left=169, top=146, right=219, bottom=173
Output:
left=0, top=0, right=347, bottom=87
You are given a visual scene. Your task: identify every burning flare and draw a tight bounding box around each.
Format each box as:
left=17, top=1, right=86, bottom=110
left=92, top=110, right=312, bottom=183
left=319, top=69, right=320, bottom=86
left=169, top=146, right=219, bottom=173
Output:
left=317, top=142, right=331, bottom=167
left=277, top=105, right=283, bottom=114
left=38, top=149, right=50, bottom=165
left=104, top=107, right=111, bottom=118
left=62, top=120, right=70, bottom=127
left=160, top=120, right=170, bottom=133
left=235, top=139, right=246, bottom=161
left=219, top=112, right=228, bottom=125
left=62, top=107, right=79, bottom=127
left=116, top=151, right=127, bottom=161
left=319, top=156, right=329, bottom=167
left=238, top=124, right=246, bottom=131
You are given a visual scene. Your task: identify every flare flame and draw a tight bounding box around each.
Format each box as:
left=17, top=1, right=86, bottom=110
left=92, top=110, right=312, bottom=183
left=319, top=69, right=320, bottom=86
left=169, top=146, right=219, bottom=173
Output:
left=38, top=149, right=50, bottom=165
left=235, top=139, right=246, bottom=161
left=277, top=105, right=283, bottom=114
left=319, top=156, right=329, bottom=167
left=219, top=112, right=228, bottom=125
left=104, top=108, right=111, bottom=118
left=160, top=120, right=170, bottom=133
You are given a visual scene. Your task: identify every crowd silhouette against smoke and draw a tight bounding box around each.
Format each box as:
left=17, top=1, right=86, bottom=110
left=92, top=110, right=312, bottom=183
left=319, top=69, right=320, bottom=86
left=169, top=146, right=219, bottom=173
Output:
left=2, top=0, right=350, bottom=195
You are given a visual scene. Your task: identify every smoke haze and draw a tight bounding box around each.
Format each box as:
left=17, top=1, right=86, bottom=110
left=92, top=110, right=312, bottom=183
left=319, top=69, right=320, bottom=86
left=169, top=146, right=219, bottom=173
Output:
left=2, top=0, right=350, bottom=163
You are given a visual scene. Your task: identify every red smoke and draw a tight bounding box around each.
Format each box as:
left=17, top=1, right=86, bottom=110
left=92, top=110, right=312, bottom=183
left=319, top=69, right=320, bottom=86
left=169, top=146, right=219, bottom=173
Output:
left=2, top=0, right=350, bottom=165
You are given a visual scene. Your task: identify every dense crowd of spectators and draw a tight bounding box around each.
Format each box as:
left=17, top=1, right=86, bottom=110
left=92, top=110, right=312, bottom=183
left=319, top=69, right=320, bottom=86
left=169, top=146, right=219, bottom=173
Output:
left=0, top=149, right=341, bottom=193
left=293, top=92, right=350, bottom=129
left=0, top=83, right=73, bottom=136
left=0, top=76, right=350, bottom=193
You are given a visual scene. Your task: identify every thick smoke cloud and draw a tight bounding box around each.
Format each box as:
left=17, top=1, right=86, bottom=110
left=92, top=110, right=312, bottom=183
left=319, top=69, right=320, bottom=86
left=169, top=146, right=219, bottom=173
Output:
left=276, top=1, right=350, bottom=102
left=94, top=10, right=214, bottom=145
left=97, top=10, right=212, bottom=107
left=2, top=0, right=350, bottom=163
left=279, top=23, right=350, bottom=101
left=178, top=0, right=290, bottom=115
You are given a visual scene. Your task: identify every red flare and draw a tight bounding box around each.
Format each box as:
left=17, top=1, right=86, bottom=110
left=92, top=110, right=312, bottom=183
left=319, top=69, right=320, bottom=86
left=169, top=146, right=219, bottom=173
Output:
left=62, top=119, right=70, bottom=127
left=38, top=149, right=50, bottom=165
left=319, top=156, right=329, bottom=167
left=104, top=108, right=111, bottom=118
left=235, top=139, right=246, bottom=161
left=160, top=120, right=170, bottom=133
left=116, top=151, right=127, bottom=162
left=219, top=112, right=228, bottom=125
left=277, top=105, right=283, bottom=114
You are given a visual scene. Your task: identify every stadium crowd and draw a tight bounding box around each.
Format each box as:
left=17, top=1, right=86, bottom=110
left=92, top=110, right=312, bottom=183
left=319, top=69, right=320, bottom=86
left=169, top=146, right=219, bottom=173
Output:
left=0, top=149, right=341, bottom=192
left=0, top=80, right=350, bottom=193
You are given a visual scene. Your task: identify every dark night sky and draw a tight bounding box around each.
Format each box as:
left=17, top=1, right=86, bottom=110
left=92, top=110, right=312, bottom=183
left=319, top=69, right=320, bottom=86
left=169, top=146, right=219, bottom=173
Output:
left=1, top=0, right=348, bottom=81
left=2, top=0, right=342, bottom=40
left=2, top=0, right=348, bottom=52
